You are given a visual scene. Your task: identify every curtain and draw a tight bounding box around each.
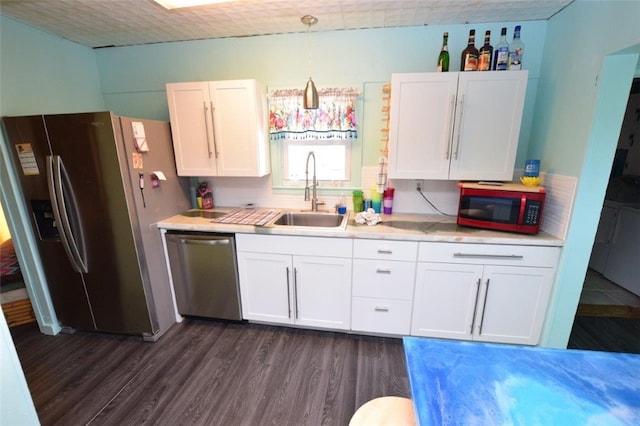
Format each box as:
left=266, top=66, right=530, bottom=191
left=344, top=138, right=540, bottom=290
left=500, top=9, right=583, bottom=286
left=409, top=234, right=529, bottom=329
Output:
left=268, top=87, right=360, bottom=141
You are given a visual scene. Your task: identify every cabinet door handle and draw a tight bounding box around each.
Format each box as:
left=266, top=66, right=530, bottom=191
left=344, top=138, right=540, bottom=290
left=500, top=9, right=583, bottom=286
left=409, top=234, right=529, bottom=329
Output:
left=453, top=94, right=465, bottom=160
left=377, top=249, right=393, bottom=254
left=202, top=101, right=213, bottom=158
left=286, top=267, right=292, bottom=318
left=453, top=253, right=524, bottom=260
left=293, top=267, right=299, bottom=319
left=374, top=306, right=389, bottom=312
left=210, top=101, right=220, bottom=158
left=445, top=94, right=456, bottom=160
left=478, top=278, right=490, bottom=335
left=376, top=268, right=392, bottom=274
left=470, top=278, right=481, bottom=334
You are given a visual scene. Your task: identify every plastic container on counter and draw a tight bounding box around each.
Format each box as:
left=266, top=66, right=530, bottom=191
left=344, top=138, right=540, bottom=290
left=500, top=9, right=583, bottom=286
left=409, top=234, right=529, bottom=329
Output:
left=352, top=189, right=364, bottom=212
left=383, top=187, right=395, bottom=214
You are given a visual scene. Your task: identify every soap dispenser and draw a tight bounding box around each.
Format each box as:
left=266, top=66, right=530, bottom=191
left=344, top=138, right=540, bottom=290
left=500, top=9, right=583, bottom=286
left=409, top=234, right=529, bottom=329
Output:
left=337, top=194, right=347, bottom=214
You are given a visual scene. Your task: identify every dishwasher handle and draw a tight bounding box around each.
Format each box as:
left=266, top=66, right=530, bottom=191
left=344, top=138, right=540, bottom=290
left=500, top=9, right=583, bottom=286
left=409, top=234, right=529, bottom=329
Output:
left=178, top=238, right=230, bottom=246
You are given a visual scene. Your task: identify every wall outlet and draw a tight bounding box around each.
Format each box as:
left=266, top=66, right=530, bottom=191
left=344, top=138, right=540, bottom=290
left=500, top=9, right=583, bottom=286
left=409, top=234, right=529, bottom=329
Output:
left=416, top=180, right=423, bottom=191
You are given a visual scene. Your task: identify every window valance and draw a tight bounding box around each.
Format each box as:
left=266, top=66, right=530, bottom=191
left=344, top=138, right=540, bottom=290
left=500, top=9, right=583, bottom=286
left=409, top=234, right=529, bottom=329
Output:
left=268, top=87, right=360, bottom=141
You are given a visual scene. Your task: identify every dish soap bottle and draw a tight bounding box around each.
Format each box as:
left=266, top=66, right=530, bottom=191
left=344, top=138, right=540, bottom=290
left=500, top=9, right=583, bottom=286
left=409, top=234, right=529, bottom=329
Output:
left=337, top=194, right=347, bottom=214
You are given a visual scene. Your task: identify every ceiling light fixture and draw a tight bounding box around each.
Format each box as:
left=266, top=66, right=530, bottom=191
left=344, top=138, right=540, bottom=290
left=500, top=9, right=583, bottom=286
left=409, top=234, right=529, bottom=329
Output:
left=301, top=15, right=319, bottom=110
left=152, top=0, right=234, bottom=10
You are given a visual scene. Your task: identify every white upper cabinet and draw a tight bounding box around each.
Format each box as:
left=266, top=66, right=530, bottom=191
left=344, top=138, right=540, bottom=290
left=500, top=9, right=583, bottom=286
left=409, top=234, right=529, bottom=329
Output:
left=388, top=71, right=528, bottom=181
left=166, top=79, right=270, bottom=177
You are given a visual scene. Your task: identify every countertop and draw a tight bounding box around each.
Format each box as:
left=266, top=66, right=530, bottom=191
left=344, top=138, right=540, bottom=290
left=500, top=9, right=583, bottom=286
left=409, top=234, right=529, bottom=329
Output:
left=403, top=337, right=640, bottom=425
left=156, top=208, right=563, bottom=247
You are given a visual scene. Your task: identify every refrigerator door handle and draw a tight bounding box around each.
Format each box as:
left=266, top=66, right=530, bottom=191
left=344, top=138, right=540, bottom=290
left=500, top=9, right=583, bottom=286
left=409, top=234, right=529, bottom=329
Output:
left=46, top=155, right=77, bottom=270
left=47, top=155, right=88, bottom=273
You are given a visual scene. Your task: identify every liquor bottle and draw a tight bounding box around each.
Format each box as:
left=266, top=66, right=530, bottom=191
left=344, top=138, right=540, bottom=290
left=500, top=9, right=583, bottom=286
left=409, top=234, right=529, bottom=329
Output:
left=460, top=29, right=479, bottom=71
left=478, top=30, right=493, bottom=71
left=508, top=25, right=525, bottom=70
left=493, top=27, right=509, bottom=70
left=437, top=32, right=450, bottom=72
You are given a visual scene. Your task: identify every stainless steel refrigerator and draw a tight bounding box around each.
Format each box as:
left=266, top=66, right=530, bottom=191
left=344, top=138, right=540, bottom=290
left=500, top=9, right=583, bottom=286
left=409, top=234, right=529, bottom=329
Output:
left=1, top=112, right=191, bottom=340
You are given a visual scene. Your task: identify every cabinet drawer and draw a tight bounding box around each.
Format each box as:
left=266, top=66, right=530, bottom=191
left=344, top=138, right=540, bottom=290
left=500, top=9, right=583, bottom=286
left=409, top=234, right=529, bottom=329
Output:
left=354, top=239, right=418, bottom=261
left=352, top=259, right=415, bottom=300
left=237, top=233, right=352, bottom=257
left=418, top=242, right=560, bottom=268
left=351, top=297, right=412, bottom=335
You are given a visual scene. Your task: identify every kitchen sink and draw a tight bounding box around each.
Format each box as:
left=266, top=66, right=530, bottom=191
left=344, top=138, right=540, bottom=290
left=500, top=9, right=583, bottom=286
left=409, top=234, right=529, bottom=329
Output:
left=272, top=212, right=348, bottom=229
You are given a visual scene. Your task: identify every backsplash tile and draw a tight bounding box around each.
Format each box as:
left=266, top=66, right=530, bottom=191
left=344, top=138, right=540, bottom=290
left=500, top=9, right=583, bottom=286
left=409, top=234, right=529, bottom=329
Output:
left=206, top=169, right=575, bottom=236
left=541, top=172, right=577, bottom=240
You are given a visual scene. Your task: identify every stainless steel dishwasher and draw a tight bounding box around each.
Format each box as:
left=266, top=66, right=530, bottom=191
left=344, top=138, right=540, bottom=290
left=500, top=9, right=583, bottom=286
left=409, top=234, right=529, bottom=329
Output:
left=165, top=231, right=242, bottom=320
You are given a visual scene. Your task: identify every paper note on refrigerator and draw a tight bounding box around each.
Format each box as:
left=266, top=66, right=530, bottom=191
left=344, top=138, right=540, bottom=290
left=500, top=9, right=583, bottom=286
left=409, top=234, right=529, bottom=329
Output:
left=151, top=171, right=167, bottom=180
left=132, top=152, right=143, bottom=169
left=131, top=121, right=149, bottom=152
left=15, top=143, right=40, bottom=175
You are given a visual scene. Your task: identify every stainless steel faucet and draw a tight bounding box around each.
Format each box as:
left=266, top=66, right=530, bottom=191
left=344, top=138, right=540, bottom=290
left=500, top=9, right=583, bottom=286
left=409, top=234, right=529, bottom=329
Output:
left=304, top=151, right=323, bottom=211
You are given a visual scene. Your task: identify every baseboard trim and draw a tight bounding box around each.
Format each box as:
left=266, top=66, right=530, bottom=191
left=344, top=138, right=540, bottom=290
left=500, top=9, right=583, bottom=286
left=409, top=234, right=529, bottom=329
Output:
left=576, top=304, right=640, bottom=318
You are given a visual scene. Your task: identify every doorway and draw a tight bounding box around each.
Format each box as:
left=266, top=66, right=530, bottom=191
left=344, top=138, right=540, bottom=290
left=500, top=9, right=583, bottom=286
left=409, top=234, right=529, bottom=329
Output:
left=578, top=78, right=640, bottom=318
left=0, top=204, right=36, bottom=327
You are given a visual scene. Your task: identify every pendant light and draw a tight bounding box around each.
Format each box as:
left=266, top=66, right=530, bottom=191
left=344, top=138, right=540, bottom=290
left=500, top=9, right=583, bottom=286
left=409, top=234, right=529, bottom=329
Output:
left=301, top=15, right=319, bottom=109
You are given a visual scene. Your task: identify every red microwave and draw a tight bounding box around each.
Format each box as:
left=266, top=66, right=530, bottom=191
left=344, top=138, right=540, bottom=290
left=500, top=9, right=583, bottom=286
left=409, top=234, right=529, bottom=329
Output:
left=456, top=182, right=546, bottom=234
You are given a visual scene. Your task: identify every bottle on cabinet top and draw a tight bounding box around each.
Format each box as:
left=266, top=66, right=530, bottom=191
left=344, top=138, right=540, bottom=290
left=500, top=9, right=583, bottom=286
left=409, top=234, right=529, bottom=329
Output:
left=508, top=25, right=525, bottom=70
left=460, top=29, right=479, bottom=71
left=437, top=32, right=450, bottom=72
left=478, top=30, right=493, bottom=71
left=493, top=27, right=509, bottom=71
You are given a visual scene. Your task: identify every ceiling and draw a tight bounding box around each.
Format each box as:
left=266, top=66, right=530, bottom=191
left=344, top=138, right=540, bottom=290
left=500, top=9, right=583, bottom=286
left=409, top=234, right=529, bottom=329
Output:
left=0, top=0, right=574, bottom=48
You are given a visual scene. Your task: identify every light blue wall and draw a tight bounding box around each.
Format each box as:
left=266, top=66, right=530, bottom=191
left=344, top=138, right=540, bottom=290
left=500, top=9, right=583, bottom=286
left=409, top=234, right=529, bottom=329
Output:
left=0, top=15, right=105, bottom=424
left=0, top=312, right=39, bottom=425
left=95, top=22, right=548, bottom=168
left=534, top=0, right=640, bottom=347
left=529, top=0, right=640, bottom=177
left=0, top=16, right=105, bottom=115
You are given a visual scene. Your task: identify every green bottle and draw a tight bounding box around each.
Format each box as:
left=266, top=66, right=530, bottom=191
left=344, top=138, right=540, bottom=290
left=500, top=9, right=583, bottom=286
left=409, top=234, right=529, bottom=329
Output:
left=437, top=32, right=450, bottom=72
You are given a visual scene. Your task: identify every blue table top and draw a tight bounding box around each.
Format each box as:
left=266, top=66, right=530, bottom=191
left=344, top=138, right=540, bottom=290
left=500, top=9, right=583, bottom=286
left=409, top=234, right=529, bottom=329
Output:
left=403, top=337, right=640, bottom=426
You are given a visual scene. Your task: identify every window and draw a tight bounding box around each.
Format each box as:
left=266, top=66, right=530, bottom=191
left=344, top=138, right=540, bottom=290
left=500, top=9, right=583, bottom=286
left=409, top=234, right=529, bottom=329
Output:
left=282, top=140, right=351, bottom=185
left=269, top=87, right=360, bottom=189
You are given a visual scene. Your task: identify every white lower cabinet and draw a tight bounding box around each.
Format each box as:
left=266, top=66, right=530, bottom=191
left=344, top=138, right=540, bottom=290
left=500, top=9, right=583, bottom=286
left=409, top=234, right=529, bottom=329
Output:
left=351, top=239, right=418, bottom=335
left=236, top=234, right=352, bottom=331
left=412, top=242, right=559, bottom=345
left=235, top=234, right=560, bottom=344
left=235, top=251, right=292, bottom=324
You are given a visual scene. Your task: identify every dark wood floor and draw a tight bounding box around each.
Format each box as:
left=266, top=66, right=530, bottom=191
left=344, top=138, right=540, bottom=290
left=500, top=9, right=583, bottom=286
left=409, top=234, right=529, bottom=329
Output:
left=568, top=315, right=640, bottom=354
left=10, top=320, right=410, bottom=426
left=10, top=314, right=640, bottom=425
